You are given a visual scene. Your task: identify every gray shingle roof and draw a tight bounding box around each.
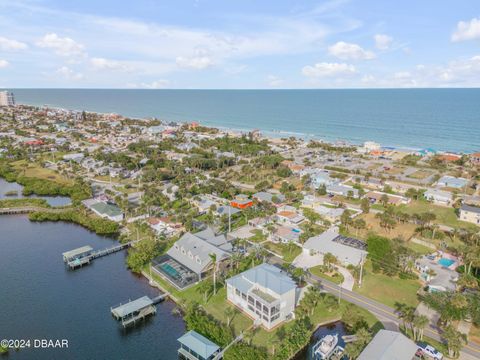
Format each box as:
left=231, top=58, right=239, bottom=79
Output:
left=461, top=204, right=480, bottom=214
left=177, top=330, right=219, bottom=359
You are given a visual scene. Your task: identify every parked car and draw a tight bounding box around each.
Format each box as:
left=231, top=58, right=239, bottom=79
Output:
left=419, top=345, right=443, bottom=360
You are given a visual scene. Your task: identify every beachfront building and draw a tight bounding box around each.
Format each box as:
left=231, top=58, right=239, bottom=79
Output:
left=82, top=198, right=124, bottom=222
left=358, top=330, right=418, bottom=360
left=152, top=228, right=231, bottom=289
left=0, top=91, right=15, bottom=106
left=226, top=263, right=297, bottom=330
left=303, top=227, right=367, bottom=266
left=470, top=152, right=480, bottom=166
left=177, top=330, right=221, bottom=360
left=436, top=175, right=468, bottom=189
left=423, top=188, right=453, bottom=206
left=459, top=204, right=480, bottom=225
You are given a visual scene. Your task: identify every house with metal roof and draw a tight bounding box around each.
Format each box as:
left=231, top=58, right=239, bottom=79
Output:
left=303, top=227, right=367, bottom=266
left=177, top=330, right=221, bottom=360
left=459, top=204, right=480, bottom=225
left=358, top=330, right=418, bottom=360
left=82, top=198, right=124, bottom=222
left=436, top=175, right=468, bottom=189
left=152, top=228, right=231, bottom=289
left=424, top=188, right=453, bottom=206
left=226, top=263, right=298, bottom=330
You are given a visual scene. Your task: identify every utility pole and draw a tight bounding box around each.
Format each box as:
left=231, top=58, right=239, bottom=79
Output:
left=359, top=254, right=365, bottom=288
left=228, top=204, right=231, bottom=233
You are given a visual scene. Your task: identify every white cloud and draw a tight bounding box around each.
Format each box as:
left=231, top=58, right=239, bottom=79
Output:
left=328, top=41, right=375, bottom=60
left=139, top=80, right=170, bottom=89
left=374, top=34, right=393, bottom=50
left=90, top=57, right=131, bottom=71
left=302, top=62, right=356, bottom=77
left=361, top=74, right=375, bottom=83
left=451, top=18, right=480, bottom=42
left=36, top=33, right=86, bottom=57
left=0, top=60, right=9, bottom=68
left=0, top=37, right=28, bottom=51
left=56, top=66, right=83, bottom=80
left=176, top=54, right=214, bottom=69
left=267, top=75, right=283, bottom=87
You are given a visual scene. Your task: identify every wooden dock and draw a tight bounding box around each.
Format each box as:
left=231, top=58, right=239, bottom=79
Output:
left=111, top=295, right=162, bottom=328
left=64, top=241, right=135, bottom=270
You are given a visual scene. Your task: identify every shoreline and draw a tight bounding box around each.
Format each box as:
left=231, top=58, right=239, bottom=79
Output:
left=14, top=102, right=473, bottom=155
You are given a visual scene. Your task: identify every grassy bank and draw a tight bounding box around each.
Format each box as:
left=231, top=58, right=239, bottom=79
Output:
left=0, top=197, right=51, bottom=208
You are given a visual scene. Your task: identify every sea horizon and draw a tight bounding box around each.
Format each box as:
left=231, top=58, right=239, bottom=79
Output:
left=6, top=88, right=480, bottom=153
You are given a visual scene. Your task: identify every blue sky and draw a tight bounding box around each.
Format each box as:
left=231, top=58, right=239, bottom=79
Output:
left=0, top=0, right=479, bottom=88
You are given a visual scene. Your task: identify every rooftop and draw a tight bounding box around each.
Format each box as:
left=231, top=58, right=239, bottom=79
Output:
left=111, top=296, right=154, bottom=318
left=358, top=330, right=418, bottom=360
left=177, top=330, right=220, bottom=359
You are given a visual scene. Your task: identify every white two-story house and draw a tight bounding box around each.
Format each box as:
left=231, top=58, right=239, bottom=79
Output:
left=226, top=263, right=297, bottom=330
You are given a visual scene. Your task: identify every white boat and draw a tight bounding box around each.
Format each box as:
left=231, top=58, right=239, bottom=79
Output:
left=312, top=334, right=339, bottom=360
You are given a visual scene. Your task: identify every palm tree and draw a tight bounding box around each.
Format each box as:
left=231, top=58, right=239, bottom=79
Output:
left=323, top=252, right=338, bottom=272
left=443, top=325, right=467, bottom=359
left=196, top=280, right=211, bottom=303
left=224, top=306, right=236, bottom=327
left=413, top=315, right=429, bottom=341
left=209, top=253, right=218, bottom=295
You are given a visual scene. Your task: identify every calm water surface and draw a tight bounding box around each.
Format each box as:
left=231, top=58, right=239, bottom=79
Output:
left=9, top=88, right=480, bottom=152
left=0, top=214, right=185, bottom=360
left=0, top=178, right=71, bottom=207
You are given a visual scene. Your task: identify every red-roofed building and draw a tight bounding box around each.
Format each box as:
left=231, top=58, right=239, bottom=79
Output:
left=230, top=194, right=253, bottom=209
left=437, top=154, right=461, bottom=162
left=24, top=139, right=44, bottom=146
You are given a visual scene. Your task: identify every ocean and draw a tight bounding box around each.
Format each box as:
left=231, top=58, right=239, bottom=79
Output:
left=7, top=88, right=480, bottom=153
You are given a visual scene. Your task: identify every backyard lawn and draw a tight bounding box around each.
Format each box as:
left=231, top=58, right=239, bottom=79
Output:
left=356, top=212, right=417, bottom=240
left=354, top=261, right=420, bottom=308
left=263, top=241, right=302, bottom=263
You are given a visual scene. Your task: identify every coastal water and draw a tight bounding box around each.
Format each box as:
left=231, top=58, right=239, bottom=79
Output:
left=9, top=88, right=480, bottom=153
left=0, top=178, right=71, bottom=206
left=0, top=214, right=185, bottom=359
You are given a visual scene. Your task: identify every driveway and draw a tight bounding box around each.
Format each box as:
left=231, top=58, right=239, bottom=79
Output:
left=336, top=266, right=355, bottom=291
left=229, top=225, right=255, bottom=239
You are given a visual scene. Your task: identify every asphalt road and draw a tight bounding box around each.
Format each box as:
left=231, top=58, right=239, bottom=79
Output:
left=308, top=273, right=480, bottom=359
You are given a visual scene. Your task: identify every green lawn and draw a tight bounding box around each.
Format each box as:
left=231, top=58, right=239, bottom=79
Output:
left=263, top=241, right=302, bottom=263
left=398, top=200, right=478, bottom=230
left=248, top=229, right=267, bottom=243
left=354, top=261, right=421, bottom=308
left=310, top=266, right=345, bottom=285
left=406, top=241, right=435, bottom=255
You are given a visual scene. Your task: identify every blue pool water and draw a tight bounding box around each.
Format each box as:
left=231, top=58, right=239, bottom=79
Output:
left=438, top=258, right=455, bottom=267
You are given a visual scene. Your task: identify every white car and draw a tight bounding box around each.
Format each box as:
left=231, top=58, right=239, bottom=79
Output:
left=420, top=345, right=443, bottom=360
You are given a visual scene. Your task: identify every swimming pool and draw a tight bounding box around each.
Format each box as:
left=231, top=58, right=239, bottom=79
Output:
left=438, top=258, right=455, bottom=267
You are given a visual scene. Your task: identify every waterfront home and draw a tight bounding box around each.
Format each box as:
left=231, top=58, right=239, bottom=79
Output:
left=270, top=225, right=302, bottom=244
left=253, top=191, right=286, bottom=205
left=358, top=330, right=418, bottom=360
left=82, top=198, right=124, bottom=222
left=153, top=228, right=231, bottom=289
left=303, top=227, right=367, bottom=266
left=230, top=194, right=253, bottom=209
left=226, top=263, right=297, bottom=330
left=415, top=255, right=458, bottom=292
left=423, top=188, right=453, bottom=206
left=365, top=191, right=410, bottom=205
left=177, top=330, right=221, bottom=360
left=436, top=175, right=468, bottom=189
left=459, top=204, right=480, bottom=225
